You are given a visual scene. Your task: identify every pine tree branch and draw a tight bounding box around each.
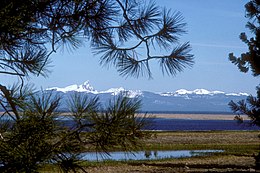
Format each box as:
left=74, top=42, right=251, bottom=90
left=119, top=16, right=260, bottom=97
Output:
left=0, top=85, right=20, bottom=120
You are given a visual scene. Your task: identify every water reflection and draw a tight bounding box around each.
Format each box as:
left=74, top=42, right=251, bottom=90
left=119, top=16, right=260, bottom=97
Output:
left=81, top=150, right=222, bottom=161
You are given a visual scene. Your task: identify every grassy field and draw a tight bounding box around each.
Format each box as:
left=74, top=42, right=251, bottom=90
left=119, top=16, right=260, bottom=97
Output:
left=41, top=130, right=260, bottom=172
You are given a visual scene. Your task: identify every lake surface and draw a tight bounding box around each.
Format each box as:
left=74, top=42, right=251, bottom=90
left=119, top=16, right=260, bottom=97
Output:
left=60, top=118, right=260, bottom=131
left=146, top=118, right=260, bottom=131
left=1, top=114, right=260, bottom=131
left=80, top=150, right=223, bottom=161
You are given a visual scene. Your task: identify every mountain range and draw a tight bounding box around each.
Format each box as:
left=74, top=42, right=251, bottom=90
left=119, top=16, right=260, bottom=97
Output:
left=45, top=81, right=249, bottom=113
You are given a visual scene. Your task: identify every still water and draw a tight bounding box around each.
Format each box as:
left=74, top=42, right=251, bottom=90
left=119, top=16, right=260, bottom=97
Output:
left=80, top=150, right=223, bottom=161
left=2, top=115, right=260, bottom=131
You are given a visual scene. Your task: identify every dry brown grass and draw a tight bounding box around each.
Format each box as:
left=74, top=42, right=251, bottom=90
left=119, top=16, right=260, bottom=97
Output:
left=146, top=131, right=259, bottom=145
left=82, top=131, right=260, bottom=173
left=85, top=155, right=255, bottom=173
left=41, top=131, right=260, bottom=172
left=137, top=113, right=249, bottom=120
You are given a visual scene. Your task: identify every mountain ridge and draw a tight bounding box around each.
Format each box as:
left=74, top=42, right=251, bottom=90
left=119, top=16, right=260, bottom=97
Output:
left=46, top=81, right=249, bottom=97
left=44, top=81, right=249, bottom=113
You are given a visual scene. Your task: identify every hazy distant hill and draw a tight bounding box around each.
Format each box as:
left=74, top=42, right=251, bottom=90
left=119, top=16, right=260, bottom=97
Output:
left=44, top=81, right=248, bottom=113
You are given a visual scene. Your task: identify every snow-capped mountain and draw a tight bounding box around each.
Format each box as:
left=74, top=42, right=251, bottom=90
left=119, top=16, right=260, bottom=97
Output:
left=46, top=81, right=249, bottom=112
left=47, top=81, right=98, bottom=93
left=47, top=81, right=143, bottom=98
left=160, top=89, right=248, bottom=97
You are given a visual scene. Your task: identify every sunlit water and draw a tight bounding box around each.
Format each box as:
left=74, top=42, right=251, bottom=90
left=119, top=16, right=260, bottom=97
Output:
left=80, top=150, right=223, bottom=161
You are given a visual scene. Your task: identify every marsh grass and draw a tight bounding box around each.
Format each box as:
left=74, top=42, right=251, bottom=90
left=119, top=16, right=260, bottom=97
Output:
left=39, top=131, right=260, bottom=172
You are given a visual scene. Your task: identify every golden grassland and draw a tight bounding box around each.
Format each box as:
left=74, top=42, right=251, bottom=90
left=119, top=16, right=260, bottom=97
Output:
left=43, top=112, right=248, bottom=120
left=41, top=130, right=260, bottom=173
left=136, top=113, right=250, bottom=120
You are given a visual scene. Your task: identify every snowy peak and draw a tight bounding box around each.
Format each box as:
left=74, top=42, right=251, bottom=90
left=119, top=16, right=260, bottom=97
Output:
left=44, top=81, right=251, bottom=112
left=46, top=82, right=143, bottom=98
left=99, top=87, right=142, bottom=98
left=100, top=87, right=125, bottom=95
left=160, top=89, right=246, bottom=97
left=175, top=89, right=193, bottom=95
left=164, top=89, right=217, bottom=96
left=46, top=81, right=98, bottom=93
left=81, top=81, right=95, bottom=91
left=193, top=89, right=211, bottom=95
left=46, top=81, right=249, bottom=97
left=226, top=92, right=249, bottom=96
left=192, top=89, right=225, bottom=95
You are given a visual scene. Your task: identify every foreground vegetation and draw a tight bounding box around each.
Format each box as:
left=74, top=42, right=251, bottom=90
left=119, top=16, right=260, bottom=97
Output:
left=40, top=130, right=260, bottom=172
left=1, top=1, right=259, bottom=172
left=0, top=0, right=194, bottom=172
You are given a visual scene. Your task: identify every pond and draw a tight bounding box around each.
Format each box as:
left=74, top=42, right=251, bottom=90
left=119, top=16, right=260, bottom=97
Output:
left=80, top=150, right=223, bottom=161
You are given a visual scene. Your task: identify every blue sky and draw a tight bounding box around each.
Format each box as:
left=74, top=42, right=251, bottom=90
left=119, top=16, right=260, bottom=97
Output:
left=2, top=0, right=259, bottom=94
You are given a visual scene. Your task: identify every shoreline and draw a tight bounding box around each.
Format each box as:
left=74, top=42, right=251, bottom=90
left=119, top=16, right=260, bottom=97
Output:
left=0, top=112, right=248, bottom=121
left=137, top=113, right=249, bottom=120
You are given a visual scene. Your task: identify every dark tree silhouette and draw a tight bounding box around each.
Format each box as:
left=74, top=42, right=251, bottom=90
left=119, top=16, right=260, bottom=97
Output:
left=229, top=86, right=260, bottom=126
left=228, top=0, right=260, bottom=169
left=0, top=0, right=193, bottom=172
left=228, top=0, right=260, bottom=76
left=0, top=91, right=149, bottom=172
left=0, top=0, right=193, bottom=80
left=228, top=0, right=260, bottom=126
